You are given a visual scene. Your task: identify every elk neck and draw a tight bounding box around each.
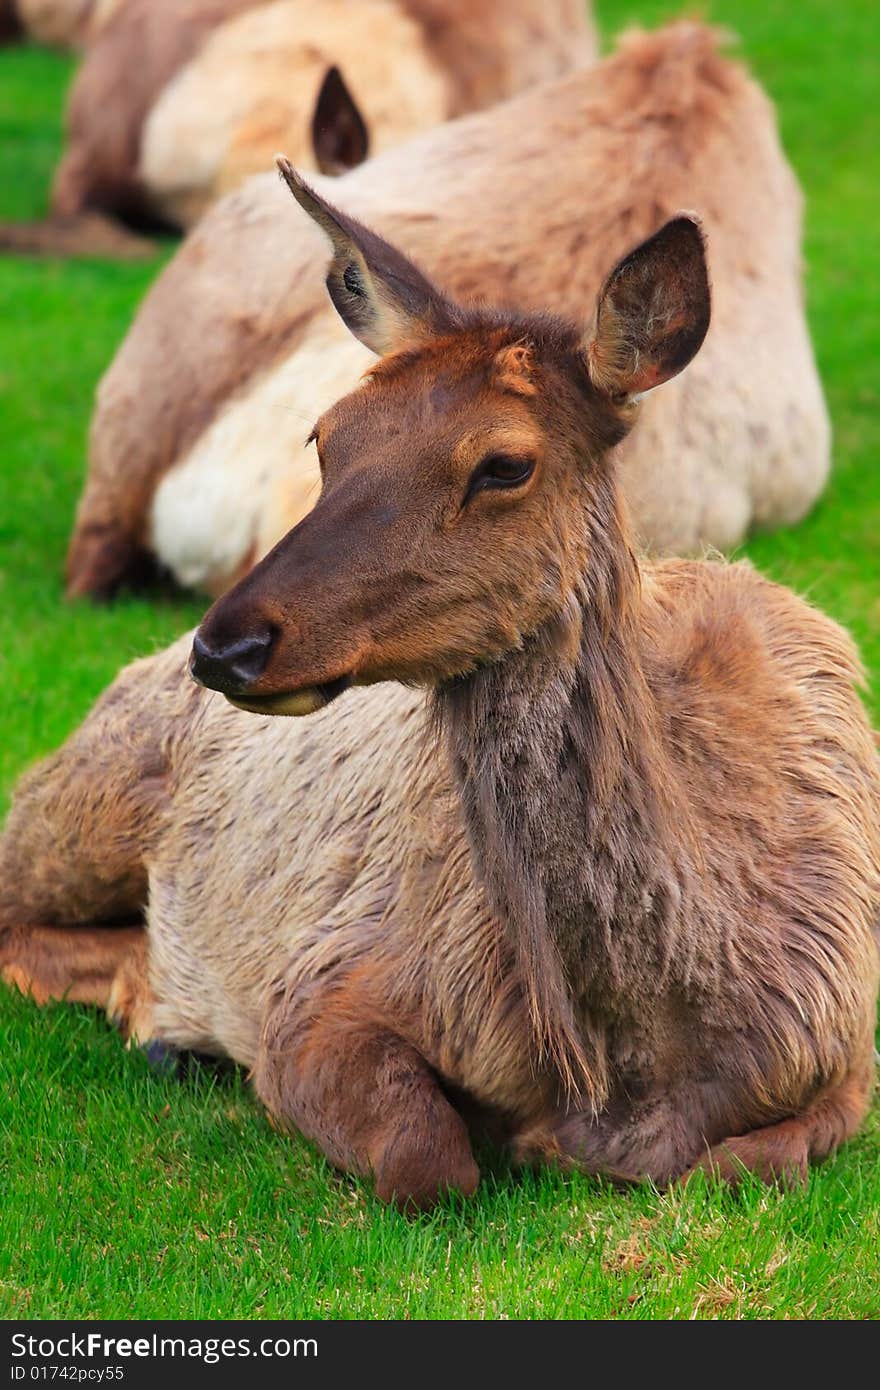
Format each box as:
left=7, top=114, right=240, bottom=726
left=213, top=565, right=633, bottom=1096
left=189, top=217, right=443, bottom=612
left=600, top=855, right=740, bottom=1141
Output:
left=435, top=476, right=694, bottom=1108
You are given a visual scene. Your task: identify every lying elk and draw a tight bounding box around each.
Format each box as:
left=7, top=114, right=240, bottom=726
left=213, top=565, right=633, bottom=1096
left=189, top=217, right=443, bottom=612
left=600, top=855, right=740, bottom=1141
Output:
left=0, top=0, right=594, bottom=255
left=66, top=23, right=829, bottom=600
left=3, top=170, right=878, bottom=1208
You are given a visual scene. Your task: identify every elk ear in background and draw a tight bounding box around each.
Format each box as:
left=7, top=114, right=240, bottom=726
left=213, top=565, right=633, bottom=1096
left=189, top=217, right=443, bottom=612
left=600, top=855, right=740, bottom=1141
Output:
left=311, top=66, right=370, bottom=176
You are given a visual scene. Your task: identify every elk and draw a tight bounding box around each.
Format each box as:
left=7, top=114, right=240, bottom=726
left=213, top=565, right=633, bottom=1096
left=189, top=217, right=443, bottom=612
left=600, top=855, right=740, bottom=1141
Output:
left=0, top=0, right=594, bottom=255
left=66, top=23, right=830, bottom=602
left=3, top=168, right=878, bottom=1209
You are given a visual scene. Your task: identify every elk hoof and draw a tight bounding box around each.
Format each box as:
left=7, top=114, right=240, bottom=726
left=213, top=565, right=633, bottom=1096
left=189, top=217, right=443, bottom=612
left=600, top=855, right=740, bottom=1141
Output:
left=141, top=1039, right=185, bottom=1076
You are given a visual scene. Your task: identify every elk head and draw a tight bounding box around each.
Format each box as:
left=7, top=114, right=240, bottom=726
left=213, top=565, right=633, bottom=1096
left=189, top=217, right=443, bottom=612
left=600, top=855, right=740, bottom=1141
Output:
left=191, top=161, right=710, bottom=715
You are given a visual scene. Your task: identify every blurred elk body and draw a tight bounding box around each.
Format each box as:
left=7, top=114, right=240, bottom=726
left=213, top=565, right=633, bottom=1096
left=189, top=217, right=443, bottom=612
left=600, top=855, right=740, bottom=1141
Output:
left=5, top=0, right=119, bottom=47
left=28, top=0, right=595, bottom=234
left=3, top=179, right=877, bottom=1208
left=68, top=25, right=829, bottom=601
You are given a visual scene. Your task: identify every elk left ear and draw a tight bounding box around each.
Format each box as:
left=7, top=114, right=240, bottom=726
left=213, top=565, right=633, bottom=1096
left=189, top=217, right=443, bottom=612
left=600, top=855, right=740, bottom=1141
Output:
left=276, top=157, right=455, bottom=355
left=585, top=217, right=711, bottom=399
left=311, top=66, right=369, bottom=176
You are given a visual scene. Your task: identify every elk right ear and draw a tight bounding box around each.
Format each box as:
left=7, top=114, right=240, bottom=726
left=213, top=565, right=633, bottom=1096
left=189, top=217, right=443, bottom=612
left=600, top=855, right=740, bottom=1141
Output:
left=585, top=217, right=711, bottom=399
left=276, top=157, right=455, bottom=355
left=311, top=66, right=369, bottom=176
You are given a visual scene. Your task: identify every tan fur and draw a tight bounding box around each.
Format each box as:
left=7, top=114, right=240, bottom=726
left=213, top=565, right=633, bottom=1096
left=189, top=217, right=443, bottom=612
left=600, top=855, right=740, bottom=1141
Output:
left=11, top=0, right=119, bottom=47
left=37, top=0, right=594, bottom=234
left=0, top=209, right=153, bottom=258
left=1, top=924, right=145, bottom=1012
left=398, top=0, right=596, bottom=115
left=71, top=24, right=830, bottom=599
left=51, top=0, right=277, bottom=223
left=138, top=0, right=453, bottom=228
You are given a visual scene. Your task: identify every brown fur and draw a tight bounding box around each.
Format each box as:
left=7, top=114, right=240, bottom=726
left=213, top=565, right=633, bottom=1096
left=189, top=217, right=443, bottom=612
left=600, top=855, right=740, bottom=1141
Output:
left=398, top=0, right=593, bottom=115
left=4, top=209, right=877, bottom=1210
left=9, top=0, right=110, bottom=48
left=69, top=24, right=829, bottom=600
left=1, top=923, right=144, bottom=1009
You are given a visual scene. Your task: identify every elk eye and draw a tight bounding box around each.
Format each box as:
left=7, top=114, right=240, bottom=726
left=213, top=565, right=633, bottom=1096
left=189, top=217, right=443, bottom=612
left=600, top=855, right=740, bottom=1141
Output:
left=343, top=262, right=365, bottom=297
left=465, top=453, right=535, bottom=502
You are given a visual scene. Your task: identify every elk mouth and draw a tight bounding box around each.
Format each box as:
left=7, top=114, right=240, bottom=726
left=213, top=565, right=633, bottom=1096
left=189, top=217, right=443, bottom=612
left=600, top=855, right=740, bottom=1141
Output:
left=226, top=673, right=354, bottom=717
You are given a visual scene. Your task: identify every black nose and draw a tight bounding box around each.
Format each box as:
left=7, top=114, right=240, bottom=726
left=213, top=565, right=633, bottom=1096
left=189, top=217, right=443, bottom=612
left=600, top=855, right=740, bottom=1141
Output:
left=190, top=628, right=275, bottom=696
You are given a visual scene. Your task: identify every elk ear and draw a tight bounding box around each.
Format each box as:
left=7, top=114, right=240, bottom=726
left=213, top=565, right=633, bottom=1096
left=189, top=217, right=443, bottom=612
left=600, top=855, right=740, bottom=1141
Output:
left=276, top=157, right=455, bottom=355
left=585, top=217, right=710, bottom=399
left=311, top=66, right=369, bottom=176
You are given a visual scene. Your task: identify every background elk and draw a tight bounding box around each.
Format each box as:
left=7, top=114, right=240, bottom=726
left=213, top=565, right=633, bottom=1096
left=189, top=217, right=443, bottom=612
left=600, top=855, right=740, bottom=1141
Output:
left=3, top=172, right=877, bottom=1210
left=0, top=0, right=595, bottom=254
left=66, top=24, right=830, bottom=602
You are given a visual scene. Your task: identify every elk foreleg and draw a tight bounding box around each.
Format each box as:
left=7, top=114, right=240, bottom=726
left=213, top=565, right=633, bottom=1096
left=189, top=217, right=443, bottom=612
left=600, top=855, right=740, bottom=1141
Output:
left=254, top=970, right=479, bottom=1211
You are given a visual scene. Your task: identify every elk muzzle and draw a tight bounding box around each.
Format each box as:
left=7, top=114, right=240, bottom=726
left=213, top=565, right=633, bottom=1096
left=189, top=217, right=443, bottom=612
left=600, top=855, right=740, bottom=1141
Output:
left=190, top=622, right=355, bottom=717
left=190, top=629, right=274, bottom=696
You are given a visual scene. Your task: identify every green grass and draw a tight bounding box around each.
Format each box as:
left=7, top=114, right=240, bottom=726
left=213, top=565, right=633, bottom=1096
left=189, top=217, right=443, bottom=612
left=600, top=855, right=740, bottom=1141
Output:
left=0, top=50, right=200, bottom=797
left=1, top=4, right=879, bottom=1320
